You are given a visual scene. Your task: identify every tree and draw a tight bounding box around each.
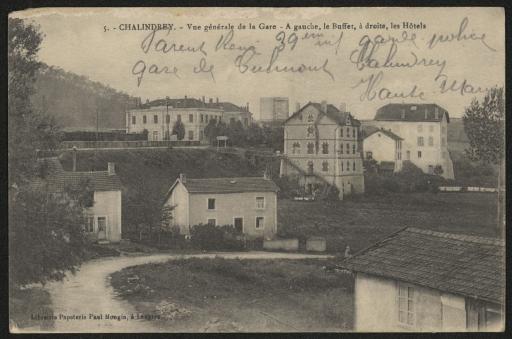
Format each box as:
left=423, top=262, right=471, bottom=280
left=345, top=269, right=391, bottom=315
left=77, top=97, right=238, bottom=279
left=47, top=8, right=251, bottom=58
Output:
left=172, top=118, right=185, bottom=140
left=463, top=87, right=505, bottom=237
left=204, top=119, right=218, bottom=145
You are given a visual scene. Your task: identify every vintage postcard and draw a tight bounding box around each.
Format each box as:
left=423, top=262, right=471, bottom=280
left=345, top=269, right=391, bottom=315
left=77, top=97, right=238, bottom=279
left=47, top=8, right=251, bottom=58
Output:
left=8, top=7, right=505, bottom=333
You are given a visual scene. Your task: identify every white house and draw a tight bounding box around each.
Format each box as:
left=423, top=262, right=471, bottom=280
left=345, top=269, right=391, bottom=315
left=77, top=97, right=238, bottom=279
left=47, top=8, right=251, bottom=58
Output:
left=362, top=103, right=454, bottom=179
left=34, top=157, right=123, bottom=243
left=362, top=126, right=404, bottom=172
left=340, top=227, right=504, bottom=332
left=164, top=174, right=279, bottom=240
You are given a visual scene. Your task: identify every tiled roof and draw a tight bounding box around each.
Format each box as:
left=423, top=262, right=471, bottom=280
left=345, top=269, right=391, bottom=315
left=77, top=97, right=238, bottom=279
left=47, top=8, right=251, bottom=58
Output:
left=179, top=177, right=279, bottom=194
left=362, top=127, right=403, bottom=141
left=339, top=227, right=505, bottom=304
left=375, top=103, right=450, bottom=123
left=139, top=97, right=249, bottom=112
left=33, top=158, right=122, bottom=193
left=285, top=102, right=361, bottom=127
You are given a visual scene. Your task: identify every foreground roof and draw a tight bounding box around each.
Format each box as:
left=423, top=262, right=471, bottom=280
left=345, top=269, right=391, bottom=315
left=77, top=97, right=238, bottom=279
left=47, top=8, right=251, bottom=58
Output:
left=339, top=227, right=504, bottom=304
left=375, top=103, right=450, bottom=123
left=172, top=176, right=279, bottom=195
left=362, top=126, right=403, bottom=141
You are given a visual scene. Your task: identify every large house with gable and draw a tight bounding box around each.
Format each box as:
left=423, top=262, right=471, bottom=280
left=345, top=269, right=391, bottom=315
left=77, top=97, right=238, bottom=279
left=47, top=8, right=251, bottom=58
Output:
left=280, top=101, right=364, bottom=199
left=362, top=103, right=454, bottom=179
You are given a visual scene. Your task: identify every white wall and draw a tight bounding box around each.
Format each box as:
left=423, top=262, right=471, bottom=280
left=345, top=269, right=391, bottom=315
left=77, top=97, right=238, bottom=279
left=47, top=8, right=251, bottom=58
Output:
left=91, top=190, right=122, bottom=242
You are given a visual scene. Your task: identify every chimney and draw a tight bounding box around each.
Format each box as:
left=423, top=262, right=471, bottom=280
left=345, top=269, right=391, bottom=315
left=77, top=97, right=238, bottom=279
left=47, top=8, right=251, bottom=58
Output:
left=108, top=162, right=115, bottom=176
left=321, top=100, right=327, bottom=113
left=216, top=97, right=219, bottom=104
left=295, top=102, right=301, bottom=112
left=246, top=102, right=249, bottom=112
left=72, top=146, right=77, bottom=172
left=339, top=102, right=347, bottom=113
left=179, top=173, right=187, bottom=183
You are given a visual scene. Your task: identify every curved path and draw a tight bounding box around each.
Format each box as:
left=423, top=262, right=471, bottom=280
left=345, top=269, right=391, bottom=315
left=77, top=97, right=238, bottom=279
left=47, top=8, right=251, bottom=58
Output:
left=31, top=251, right=333, bottom=333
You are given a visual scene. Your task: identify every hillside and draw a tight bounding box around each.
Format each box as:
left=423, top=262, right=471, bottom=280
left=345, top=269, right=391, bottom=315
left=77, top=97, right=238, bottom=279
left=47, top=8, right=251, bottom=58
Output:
left=58, top=148, right=272, bottom=231
left=31, top=64, right=136, bottom=129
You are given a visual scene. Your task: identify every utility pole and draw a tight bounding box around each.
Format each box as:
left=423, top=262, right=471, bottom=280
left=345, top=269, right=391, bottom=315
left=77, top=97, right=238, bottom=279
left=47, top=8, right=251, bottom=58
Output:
left=95, top=103, right=99, bottom=171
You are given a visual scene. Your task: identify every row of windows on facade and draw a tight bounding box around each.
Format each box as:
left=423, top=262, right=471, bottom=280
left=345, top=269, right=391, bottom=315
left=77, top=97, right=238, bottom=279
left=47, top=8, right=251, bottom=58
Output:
left=416, top=125, right=447, bottom=133
left=304, top=126, right=358, bottom=139
left=292, top=142, right=357, bottom=155
left=206, top=216, right=265, bottom=229
left=417, top=136, right=446, bottom=147
left=149, top=130, right=199, bottom=141
left=207, top=197, right=265, bottom=210
left=131, top=113, right=220, bottom=125
left=307, top=160, right=357, bottom=173
left=366, top=150, right=447, bottom=161
left=85, top=216, right=106, bottom=233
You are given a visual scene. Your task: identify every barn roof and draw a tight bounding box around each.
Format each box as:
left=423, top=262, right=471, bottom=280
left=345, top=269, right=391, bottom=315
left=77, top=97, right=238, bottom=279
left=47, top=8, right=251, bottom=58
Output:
left=375, top=103, right=450, bottom=123
left=339, top=227, right=504, bottom=305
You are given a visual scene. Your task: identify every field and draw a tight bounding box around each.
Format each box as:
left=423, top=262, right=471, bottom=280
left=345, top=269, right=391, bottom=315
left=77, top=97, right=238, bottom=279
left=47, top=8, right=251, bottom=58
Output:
left=278, top=192, right=498, bottom=253
left=110, top=258, right=352, bottom=332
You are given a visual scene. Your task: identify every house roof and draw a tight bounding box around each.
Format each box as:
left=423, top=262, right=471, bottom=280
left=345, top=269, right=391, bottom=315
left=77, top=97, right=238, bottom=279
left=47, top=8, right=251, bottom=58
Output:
left=139, top=97, right=249, bottom=112
left=362, top=126, right=403, bottom=141
left=167, top=176, right=279, bottom=197
left=375, top=103, right=450, bottom=123
left=284, top=102, right=361, bottom=127
left=338, top=227, right=505, bottom=305
left=33, top=158, right=122, bottom=193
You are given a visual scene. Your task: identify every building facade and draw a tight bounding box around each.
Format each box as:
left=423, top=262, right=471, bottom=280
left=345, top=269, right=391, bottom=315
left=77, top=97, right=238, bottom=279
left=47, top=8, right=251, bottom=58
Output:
left=341, top=227, right=504, bottom=332
left=259, top=97, right=289, bottom=124
left=126, top=96, right=252, bottom=142
left=362, top=127, right=404, bottom=172
left=362, top=103, right=454, bottom=179
left=280, top=101, right=364, bottom=199
left=33, top=158, right=123, bottom=243
left=164, top=175, right=279, bottom=240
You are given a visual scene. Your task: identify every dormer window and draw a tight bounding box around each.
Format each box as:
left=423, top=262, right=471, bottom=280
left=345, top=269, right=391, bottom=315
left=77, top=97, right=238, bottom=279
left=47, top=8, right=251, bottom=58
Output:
left=307, top=114, right=314, bottom=122
left=345, top=116, right=351, bottom=125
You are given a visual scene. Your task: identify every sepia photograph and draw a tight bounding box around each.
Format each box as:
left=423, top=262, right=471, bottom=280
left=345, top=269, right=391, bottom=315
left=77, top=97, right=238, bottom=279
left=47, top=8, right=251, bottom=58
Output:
left=7, top=6, right=505, bottom=333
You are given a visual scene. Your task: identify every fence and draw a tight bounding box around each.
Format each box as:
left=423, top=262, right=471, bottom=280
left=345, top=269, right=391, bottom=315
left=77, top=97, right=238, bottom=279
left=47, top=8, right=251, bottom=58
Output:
left=263, top=238, right=299, bottom=252
left=60, top=140, right=201, bottom=149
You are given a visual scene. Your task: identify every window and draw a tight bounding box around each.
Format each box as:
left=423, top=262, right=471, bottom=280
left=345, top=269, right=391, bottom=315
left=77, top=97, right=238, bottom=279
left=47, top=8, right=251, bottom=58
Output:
left=307, top=161, right=314, bottom=174
left=307, top=114, right=314, bottom=122
left=292, top=142, right=301, bottom=154
left=207, top=219, right=216, bottom=226
left=166, top=114, right=170, bottom=123
left=346, top=143, right=350, bottom=154
left=352, top=144, right=356, bottom=154
left=189, top=114, right=194, bottom=123
left=143, top=115, right=147, bottom=124
left=340, top=143, right=344, bottom=154
left=97, top=216, right=107, bottom=232
left=353, top=128, right=357, bottom=139
left=85, top=216, right=94, bottom=233
left=418, top=151, right=422, bottom=158
left=398, top=283, right=415, bottom=326
left=307, top=143, right=314, bottom=154
left=153, top=131, right=158, bottom=141
left=322, top=142, right=329, bottom=154
left=201, top=114, right=204, bottom=123
left=366, top=151, right=373, bottom=160
left=256, top=217, right=265, bottom=229
left=397, top=152, right=402, bottom=160
left=353, top=162, right=356, bottom=171
left=234, top=218, right=243, bottom=233
left=199, top=130, right=204, bottom=140
left=346, top=161, right=350, bottom=172
left=322, top=161, right=329, bottom=172
left=188, top=130, right=194, bottom=140
left=256, top=197, right=265, bottom=209
left=341, top=162, right=344, bottom=171
left=154, top=115, right=158, bottom=124
left=207, top=198, right=216, bottom=210
left=307, top=126, right=315, bottom=137
left=417, top=125, right=423, bottom=132
left=340, top=129, right=344, bottom=137
left=205, top=114, right=208, bottom=122
left=428, top=136, right=434, bottom=146
left=347, top=127, right=351, bottom=138
left=417, top=137, right=424, bottom=146
left=132, top=116, right=136, bottom=125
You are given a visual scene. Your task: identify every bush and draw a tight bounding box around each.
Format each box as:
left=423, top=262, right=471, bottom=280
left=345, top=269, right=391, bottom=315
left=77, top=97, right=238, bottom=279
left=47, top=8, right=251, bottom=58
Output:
left=190, top=224, right=245, bottom=251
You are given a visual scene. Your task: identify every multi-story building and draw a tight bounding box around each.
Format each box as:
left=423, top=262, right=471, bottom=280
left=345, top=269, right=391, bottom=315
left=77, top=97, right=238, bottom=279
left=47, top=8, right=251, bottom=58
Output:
left=259, top=97, right=289, bottom=124
left=363, top=103, right=454, bottom=179
left=280, top=101, right=364, bottom=199
left=362, top=126, right=404, bottom=173
left=164, top=174, right=279, bottom=240
left=126, top=96, right=252, bottom=142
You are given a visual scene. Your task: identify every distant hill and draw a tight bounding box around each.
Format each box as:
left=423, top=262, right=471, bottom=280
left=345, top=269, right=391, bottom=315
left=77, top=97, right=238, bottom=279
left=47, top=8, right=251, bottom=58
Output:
left=31, top=64, right=136, bottom=130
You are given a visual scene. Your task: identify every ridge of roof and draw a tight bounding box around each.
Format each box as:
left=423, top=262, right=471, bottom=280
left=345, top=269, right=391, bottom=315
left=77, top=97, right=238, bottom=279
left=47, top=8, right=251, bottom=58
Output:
left=284, top=101, right=360, bottom=126
left=363, top=127, right=403, bottom=141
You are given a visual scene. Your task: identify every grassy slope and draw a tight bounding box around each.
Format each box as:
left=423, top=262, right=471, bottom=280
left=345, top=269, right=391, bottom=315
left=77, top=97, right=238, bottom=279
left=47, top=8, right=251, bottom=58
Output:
left=10, top=287, right=54, bottom=331
left=278, top=192, right=498, bottom=253
left=110, top=258, right=352, bottom=332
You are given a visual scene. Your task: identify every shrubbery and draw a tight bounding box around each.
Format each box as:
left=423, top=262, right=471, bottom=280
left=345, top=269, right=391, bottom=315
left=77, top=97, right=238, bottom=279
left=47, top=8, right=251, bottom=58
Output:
left=189, top=224, right=246, bottom=251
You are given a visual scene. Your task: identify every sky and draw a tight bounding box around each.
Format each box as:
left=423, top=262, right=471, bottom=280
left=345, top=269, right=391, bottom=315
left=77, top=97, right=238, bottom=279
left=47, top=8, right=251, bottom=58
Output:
left=13, top=7, right=505, bottom=120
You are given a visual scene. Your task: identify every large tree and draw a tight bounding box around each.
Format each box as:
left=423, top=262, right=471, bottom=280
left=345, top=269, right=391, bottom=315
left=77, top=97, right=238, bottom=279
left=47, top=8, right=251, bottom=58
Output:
left=172, top=118, right=185, bottom=141
left=463, top=86, right=505, bottom=237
